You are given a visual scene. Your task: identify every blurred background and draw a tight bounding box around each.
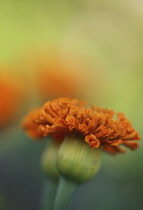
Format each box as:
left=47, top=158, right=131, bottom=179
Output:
left=0, top=0, right=143, bottom=209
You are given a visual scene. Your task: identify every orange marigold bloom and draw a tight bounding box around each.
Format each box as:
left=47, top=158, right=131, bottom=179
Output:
left=23, top=97, right=140, bottom=154
left=22, top=108, right=43, bottom=138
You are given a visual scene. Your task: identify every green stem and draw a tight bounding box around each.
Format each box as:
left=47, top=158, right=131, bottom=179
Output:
left=0, top=195, right=4, bottom=210
left=41, top=179, right=58, bottom=210
left=54, top=176, right=78, bottom=210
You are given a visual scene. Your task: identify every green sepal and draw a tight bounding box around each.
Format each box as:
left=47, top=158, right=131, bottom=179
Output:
left=57, top=135, right=101, bottom=184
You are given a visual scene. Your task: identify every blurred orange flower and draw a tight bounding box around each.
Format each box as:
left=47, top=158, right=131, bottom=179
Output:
left=38, top=69, right=79, bottom=99
left=0, top=75, right=22, bottom=128
left=23, top=97, right=140, bottom=154
left=32, top=51, right=86, bottom=100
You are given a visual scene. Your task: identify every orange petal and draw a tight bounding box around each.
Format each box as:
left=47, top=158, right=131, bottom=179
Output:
left=103, top=145, right=125, bottom=155
left=65, top=115, right=79, bottom=130
left=85, top=134, right=100, bottom=149
left=105, top=139, right=123, bottom=146
left=123, top=131, right=141, bottom=140
left=123, top=141, right=139, bottom=150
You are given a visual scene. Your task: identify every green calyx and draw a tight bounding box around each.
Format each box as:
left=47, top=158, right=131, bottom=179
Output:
left=41, top=140, right=60, bottom=180
left=57, top=135, right=102, bottom=184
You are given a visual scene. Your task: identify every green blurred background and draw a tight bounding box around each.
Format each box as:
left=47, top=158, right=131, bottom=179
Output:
left=0, top=0, right=143, bottom=209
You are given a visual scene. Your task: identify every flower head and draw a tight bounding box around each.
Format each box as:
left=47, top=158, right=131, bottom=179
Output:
left=23, top=97, right=140, bottom=154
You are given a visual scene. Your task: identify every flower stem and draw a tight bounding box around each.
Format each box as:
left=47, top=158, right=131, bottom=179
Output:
left=40, top=179, right=58, bottom=210
left=54, top=176, right=78, bottom=210
left=0, top=195, right=4, bottom=210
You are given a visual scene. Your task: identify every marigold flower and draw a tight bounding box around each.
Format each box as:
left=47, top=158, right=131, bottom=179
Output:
left=22, top=108, right=43, bottom=138
left=23, top=97, right=141, bottom=209
left=23, top=97, right=140, bottom=154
